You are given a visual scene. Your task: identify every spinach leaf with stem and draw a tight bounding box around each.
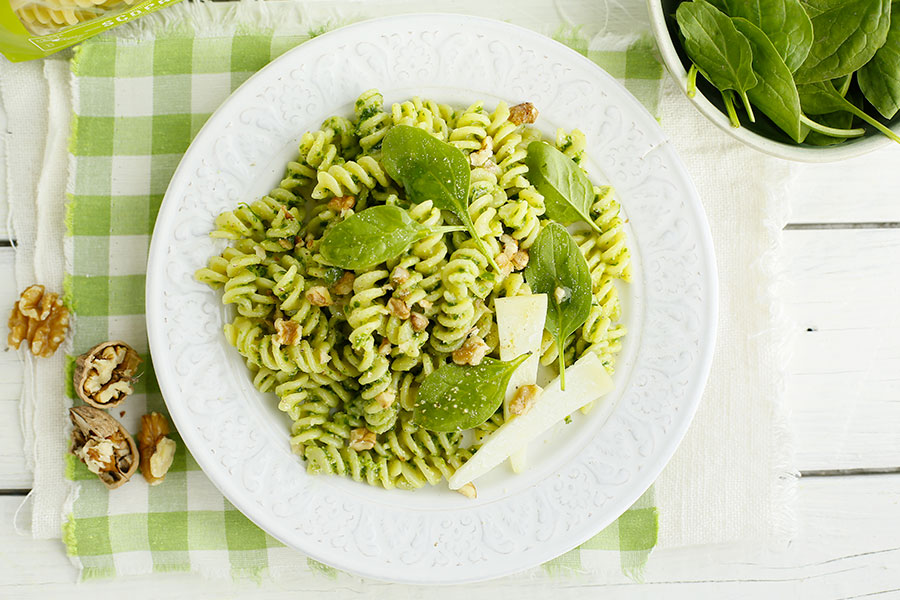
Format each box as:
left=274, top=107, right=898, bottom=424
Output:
left=523, top=223, right=592, bottom=390
left=382, top=125, right=500, bottom=272
left=858, top=2, right=900, bottom=120
left=413, top=354, right=531, bottom=432
left=524, top=141, right=602, bottom=233
left=676, top=0, right=758, bottom=120
left=319, top=205, right=463, bottom=271
left=731, top=17, right=803, bottom=142
left=795, top=0, right=891, bottom=84
left=710, top=0, right=814, bottom=72
left=798, top=80, right=900, bottom=143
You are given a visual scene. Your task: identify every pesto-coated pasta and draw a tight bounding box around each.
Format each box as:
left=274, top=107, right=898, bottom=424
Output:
left=197, top=90, right=631, bottom=491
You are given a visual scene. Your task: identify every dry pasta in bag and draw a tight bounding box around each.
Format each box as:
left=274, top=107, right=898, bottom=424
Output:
left=1, top=0, right=182, bottom=61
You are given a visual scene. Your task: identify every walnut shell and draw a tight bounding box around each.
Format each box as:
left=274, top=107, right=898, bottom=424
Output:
left=69, top=406, right=139, bottom=489
left=73, top=341, right=142, bottom=409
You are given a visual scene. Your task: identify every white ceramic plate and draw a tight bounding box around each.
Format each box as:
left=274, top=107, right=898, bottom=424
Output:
left=146, top=14, right=717, bottom=584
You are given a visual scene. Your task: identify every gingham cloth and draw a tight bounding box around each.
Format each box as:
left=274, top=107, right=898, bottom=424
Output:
left=60, top=1, right=665, bottom=581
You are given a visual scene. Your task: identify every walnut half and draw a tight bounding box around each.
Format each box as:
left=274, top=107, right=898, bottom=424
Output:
left=138, top=412, right=176, bottom=486
left=69, top=406, right=139, bottom=489
left=7, top=285, right=70, bottom=358
left=73, top=341, right=142, bottom=409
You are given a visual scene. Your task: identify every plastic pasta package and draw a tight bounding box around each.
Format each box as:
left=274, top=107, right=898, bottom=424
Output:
left=1, top=0, right=182, bottom=61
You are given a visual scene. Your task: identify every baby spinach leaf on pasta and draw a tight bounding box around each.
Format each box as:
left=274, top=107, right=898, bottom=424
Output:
left=413, top=354, right=530, bottom=432
left=731, top=17, right=804, bottom=141
left=524, top=141, right=601, bottom=233
left=858, top=2, right=900, bottom=119
left=676, top=0, right=758, bottom=118
left=319, top=205, right=463, bottom=270
left=382, top=125, right=500, bottom=271
left=795, top=0, right=891, bottom=84
left=710, top=0, right=814, bottom=72
left=524, top=223, right=592, bottom=390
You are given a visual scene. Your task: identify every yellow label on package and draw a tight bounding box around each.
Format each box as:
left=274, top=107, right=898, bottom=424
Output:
left=1, top=0, right=183, bottom=61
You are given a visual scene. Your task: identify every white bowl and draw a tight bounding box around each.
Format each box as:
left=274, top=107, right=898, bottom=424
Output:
left=647, top=0, right=898, bottom=162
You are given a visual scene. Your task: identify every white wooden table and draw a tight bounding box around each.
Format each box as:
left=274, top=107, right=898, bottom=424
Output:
left=2, top=135, right=900, bottom=598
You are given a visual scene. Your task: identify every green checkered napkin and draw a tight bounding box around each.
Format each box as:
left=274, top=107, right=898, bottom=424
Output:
left=62, top=5, right=664, bottom=582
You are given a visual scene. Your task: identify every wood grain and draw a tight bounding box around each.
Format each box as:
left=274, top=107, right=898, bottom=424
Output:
left=1, top=475, right=897, bottom=598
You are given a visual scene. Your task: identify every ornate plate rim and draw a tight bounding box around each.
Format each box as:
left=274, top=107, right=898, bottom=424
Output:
left=146, top=13, right=718, bottom=584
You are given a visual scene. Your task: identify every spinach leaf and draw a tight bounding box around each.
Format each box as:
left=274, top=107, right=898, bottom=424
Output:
left=803, top=109, right=856, bottom=145
left=413, top=354, right=530, bottom=432
left=858, top=2, right=900, bottom=119
left=523, top=223, right=592, bottom=390
left=795, top=0, right=891, bottom=84
left=799, top=80, right=900, bottom=142
left=524, top=141, right=601, bottom=233
left=319, top=205, right=463, bottom=270
left=382, top=125, right=500, bottom=271
left=710, top=0, right=814, bottom=72
left=731, top=17, right=804, bottom=142
left=676, top=0, right=758, bottom=118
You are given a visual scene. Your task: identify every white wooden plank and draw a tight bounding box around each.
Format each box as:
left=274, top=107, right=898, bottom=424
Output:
left=0, top=248, right=27, bottom=488
left=0, top=88, right=8, bottom=241
left=1, top=475, right=898, bottom=598
left=784, top=229, right=900, bottom=471
left=789, top=143, right=900, bottom=224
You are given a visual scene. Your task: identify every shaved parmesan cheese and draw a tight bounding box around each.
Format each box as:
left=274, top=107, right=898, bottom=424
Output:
left=496, top=294, right=547, bottom=473
left=448, top=352, right=613, bottom=490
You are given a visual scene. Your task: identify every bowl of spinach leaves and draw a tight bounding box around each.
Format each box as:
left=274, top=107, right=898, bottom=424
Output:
left=648, top=0, right=900, bottom=161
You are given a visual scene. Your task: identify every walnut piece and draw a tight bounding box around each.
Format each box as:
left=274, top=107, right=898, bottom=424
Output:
left=390, top=266, right=410, bottom=287
left=508, top=102, right=539, bottom=125
left=494, top=252, right=513, bottom=278
left=509, top=384, right=541, bottom=416
left=375, top=389, right=396, bottom=409
left=452, top=336, right=490, bottom=366
left=388, top=297, right=410, bottom=320
left=332, top=272, right=355, bottom=295
left=74, top=341, right=142, bottom=409
left=278, top=238, right=293, bottom=250
left=511, top=249, right=529, bottom=271
left=554, top=286, right=568, bottom=304
left=349, top=427, right=376, bottom=451
left=409, top=312, right=429, bottom=332
left=457, top=482, right=477, bottom=499
left=378, top=337, right=392, bottom=356
left=469, top=136, right=494, bottom=167
left=274, top=318, right=301, bottom=346
left=8, top=285, right=70, bottom=358
left=328, top=195, right=356, bottom=214
left=500, top=234, right=518, bottom=258
left=305, top=286, right=332, bottom=307
left=69, top=406, right=139, bottom=489
left=138, top=412, right=176, bottom=486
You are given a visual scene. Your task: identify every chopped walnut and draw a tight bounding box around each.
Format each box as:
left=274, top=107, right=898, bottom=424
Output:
left=274, top=318, right=301, bottom=346
left=375, top=389, right=396, bottom=409
left=409, top=312, right=429, bottom=332
left=457, top=482, right=477, bottom=499
left=511, top=249, right=529, bottom=271
left=69, top=406, right=138, bottom=489
left=74, top=341, right=142, bottom=409
left=509, top=384, right=541, bottom=416
left=494, top=252, right=513, bottom=278
left=328, top=195, right=356, bottom=215
left=500, top=234, right=518, bottom=258
left=278, top=238, right=293, bottom=250
left=349, top=427, right=376, bottom=451
left=305, top=234, right=315, bottom=249
left=332, top=272, right=355, bottom=295
left=138, top=412, right=176, bottom=486
left=378, top=337, right=392, bottom=355
left=418, top=298, right=433, bottom=312
left=452, top=336, right=490, bottom=366
left=390, top=266, right=410, bottom=287
left=508, top=102, right=539, bottom=125
left=281, top=206, right=295, bottom=221
left=469, top=136, right=494, bottom=167
left=388, top=297, right=410, bottom=320
left=8, top=285, right=70, bottom=358
left=305, top=286, right=332, bottom=307
left=554, top=286, right=568, bottom=304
